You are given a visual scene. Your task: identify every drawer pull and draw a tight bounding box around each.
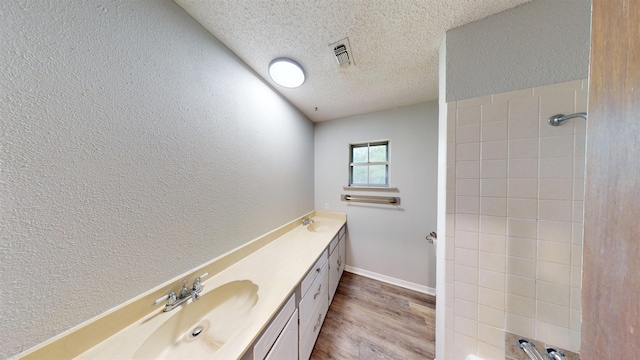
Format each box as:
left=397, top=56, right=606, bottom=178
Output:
left=313, top=313, right=322, bottom=332
left=313, top=284, right=322, bottom=299
left=316, top=267, right=321, bottom=273
left=337, top=256, right=342, bottom=269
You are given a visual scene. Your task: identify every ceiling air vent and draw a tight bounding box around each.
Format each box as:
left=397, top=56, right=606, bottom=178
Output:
left=334, top=44, right=349, bottom=65
left=329, top=38, right=354, bottom=68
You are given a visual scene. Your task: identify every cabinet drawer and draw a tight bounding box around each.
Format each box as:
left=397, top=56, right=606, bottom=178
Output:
left=299, top=266, right=329, bottom=360
left=301, top=249, right=327, bottom=297
left=339, top=225, right=346, bottom=240
left=328, top=234, right=339, bottom=254
left=254, top=294, right=296, bottom=360
left=299, top=260, right=328, bottom=335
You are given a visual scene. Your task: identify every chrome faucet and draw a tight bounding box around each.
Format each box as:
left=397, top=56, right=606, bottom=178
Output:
left=545, top=348, right=568, bottom=360
left=153, top=272, right=209, bottom=312
left=302, top=217, right=314, bottom=226
left=519, top=339, right=545, bottom=360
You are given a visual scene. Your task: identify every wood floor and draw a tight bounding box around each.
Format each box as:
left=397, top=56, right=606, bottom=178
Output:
left=310, top=272, right=436, bottom=360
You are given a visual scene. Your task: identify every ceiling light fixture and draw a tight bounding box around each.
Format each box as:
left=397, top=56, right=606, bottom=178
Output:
left=268, top=58, right=305, bottom=88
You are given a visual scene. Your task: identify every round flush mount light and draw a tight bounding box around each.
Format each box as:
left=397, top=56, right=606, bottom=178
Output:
left=268, top=58, right=305, bottom=88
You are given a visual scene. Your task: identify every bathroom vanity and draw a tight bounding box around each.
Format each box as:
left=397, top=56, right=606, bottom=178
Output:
left=250, top=224, right=347, bottom=360
left=16, top=211, right=346, bottom=360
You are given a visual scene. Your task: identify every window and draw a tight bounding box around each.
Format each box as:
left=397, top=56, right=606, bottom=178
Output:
left=349, top=141, right=389, bottom=187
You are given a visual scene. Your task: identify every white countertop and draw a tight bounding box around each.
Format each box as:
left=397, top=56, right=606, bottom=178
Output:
left=67, top=212, right=346, bottom=360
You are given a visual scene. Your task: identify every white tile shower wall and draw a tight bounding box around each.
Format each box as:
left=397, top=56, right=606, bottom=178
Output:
left=445, top=80, right=587, bottom=357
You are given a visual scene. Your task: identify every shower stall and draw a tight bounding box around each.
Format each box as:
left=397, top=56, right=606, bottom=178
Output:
left=441, top=79, right=587, bottom=359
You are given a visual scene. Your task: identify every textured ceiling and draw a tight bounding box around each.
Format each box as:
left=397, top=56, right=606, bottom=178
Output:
left=174, top=0, right=531, bottom=122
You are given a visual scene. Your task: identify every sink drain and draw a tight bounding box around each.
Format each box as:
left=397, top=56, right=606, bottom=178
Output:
left=190, top=326, right=205, bottom=338
left=184, top=320, right=210, bottom=343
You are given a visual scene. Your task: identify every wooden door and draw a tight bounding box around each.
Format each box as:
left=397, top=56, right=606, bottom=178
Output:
left=582, top=0, right=640, bottom=358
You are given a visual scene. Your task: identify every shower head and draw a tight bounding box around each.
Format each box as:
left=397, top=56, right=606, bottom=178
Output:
left=548, top=112, right=588, bottom=126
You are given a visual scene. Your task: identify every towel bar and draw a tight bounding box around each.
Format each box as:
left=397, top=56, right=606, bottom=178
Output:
left=341, top=194, right=400, bottom=205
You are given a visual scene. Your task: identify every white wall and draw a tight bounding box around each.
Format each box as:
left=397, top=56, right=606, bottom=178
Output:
left=436, top=34, right=449, bottom=359
left=446, top=0, right=591, bottom=102
left=440, top=1, right=591, bottom=358
left=0, top=1, right=313, bottom=358
left=314, top=102, right=439, bottom=291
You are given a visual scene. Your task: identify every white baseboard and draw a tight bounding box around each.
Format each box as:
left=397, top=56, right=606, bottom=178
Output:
left=344, top=265, right=436, bottom=296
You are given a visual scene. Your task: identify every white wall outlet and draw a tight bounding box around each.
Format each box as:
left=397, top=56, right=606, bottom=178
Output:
left=325, top=203, right=330, bottom=210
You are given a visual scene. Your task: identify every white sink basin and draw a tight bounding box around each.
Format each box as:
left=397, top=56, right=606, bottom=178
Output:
left=306, top=221, right=329, bottom=233
left=133, top=280, right=259, bottom=359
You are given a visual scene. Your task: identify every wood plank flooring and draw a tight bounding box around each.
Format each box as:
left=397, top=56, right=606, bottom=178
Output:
left=310, top=272, right=436, bottom=360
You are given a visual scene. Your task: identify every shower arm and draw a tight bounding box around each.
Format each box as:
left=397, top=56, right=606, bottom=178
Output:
left=547, top=112, right=588, bottom=126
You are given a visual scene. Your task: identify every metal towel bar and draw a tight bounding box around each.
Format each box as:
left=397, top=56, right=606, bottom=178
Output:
left=341, top=194, right=401, bottom=205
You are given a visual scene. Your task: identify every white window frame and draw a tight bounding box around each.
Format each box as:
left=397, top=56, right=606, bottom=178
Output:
left=348, top=140, right=390, bottom=187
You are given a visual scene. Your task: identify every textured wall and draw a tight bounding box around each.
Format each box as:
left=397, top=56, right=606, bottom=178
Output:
left=446, top=0, right=591, bottom=102
left=0, top=1, right=313, bottom=358
left=314, top=102, right=439, bottom=290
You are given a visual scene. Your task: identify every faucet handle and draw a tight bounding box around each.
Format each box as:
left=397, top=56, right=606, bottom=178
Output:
left=198, top=272, right=209, bottom=280
left=153, top=291, right=177, bottom=306
left=192, top=272, right=209, bottom=293
left=179, top=280, right=191, bottom=298
left=153, top=294, right=168, bottom=306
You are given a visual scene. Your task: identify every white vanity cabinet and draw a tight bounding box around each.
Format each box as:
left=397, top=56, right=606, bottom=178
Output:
left=250, top=225, right=346, bottom=360
left=254, top=295, right=297, bottom=360
left=328, top=225, right=346, bottom=303
left=298, top=250, right=329, bottom=360
left=264, top=309, right=298, bottom=360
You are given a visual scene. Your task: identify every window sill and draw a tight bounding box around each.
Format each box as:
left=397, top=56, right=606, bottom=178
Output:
left=343, top=186, right=399, bottom=192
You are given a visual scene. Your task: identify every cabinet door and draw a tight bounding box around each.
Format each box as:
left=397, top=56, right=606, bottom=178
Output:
left=299, top=296, right=328, bottom=360
left=328, top=244, right=340, bottom=303
left=254, top=295, right=296, bottom=360
left=264, top=310, right=298, bottom=360
left=337, top=235, right=346, bottom=277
